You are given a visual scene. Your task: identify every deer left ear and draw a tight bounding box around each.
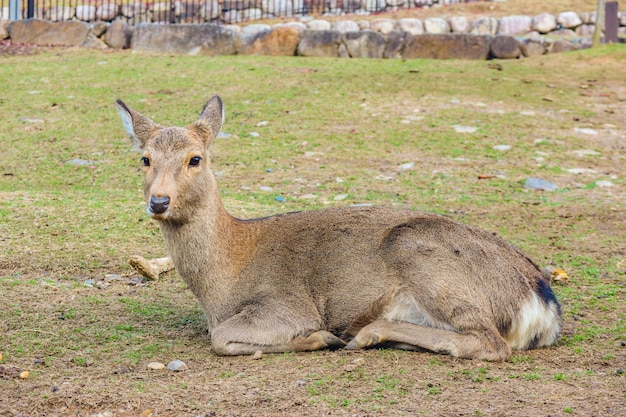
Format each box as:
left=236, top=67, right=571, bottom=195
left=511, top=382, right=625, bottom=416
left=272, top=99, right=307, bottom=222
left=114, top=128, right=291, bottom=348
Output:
left=116, top=99, right=162, bottom=151
left=192, top=95, right=224, bottom=148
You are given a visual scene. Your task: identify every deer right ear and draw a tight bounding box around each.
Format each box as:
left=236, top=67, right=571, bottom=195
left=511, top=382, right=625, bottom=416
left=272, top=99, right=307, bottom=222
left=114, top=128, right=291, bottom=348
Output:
left=115, top=99, right=160, bottom=151
left=193, top=95, right=224, bottom=147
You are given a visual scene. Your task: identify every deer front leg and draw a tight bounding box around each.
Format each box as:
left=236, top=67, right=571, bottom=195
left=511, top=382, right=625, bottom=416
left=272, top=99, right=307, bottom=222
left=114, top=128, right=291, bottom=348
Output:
left=210, top=305, right=346, bottom=356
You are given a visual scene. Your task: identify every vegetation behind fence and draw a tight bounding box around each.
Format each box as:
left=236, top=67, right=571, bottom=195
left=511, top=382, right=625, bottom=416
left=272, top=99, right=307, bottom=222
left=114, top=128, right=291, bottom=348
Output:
left=0, top=0, right=480, bottom=25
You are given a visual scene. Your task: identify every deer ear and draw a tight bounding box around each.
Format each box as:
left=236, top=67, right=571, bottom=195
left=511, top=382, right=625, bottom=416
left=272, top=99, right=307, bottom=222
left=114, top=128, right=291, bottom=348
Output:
left=115, top=99, right=160, bottom=151
left=192, top=95, right=224, bottom=147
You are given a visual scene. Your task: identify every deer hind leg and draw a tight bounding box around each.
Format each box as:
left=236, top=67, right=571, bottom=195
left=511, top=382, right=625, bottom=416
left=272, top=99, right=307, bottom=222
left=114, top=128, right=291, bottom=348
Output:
left=210, top=304, right=346, bottom=356
left=345, top=319, right=511, bottom=361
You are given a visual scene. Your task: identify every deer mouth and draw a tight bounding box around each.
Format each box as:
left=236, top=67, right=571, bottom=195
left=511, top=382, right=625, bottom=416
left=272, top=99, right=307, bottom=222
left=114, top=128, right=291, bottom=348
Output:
left=147, top=195, right=171, bottom=220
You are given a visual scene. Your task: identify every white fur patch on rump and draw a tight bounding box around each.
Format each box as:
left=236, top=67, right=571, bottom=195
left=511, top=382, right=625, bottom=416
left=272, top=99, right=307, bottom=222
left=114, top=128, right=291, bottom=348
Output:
left=506, top=292, right=561, bottom=350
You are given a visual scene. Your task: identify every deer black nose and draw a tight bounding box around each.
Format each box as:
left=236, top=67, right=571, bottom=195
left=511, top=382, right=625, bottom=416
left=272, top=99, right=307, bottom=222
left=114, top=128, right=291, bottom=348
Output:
left=150, top=196, right=170, bottom=214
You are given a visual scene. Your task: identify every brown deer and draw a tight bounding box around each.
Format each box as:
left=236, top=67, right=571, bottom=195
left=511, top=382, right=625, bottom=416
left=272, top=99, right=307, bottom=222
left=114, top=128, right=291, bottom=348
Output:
left=116, top=96, right=562, bottom=361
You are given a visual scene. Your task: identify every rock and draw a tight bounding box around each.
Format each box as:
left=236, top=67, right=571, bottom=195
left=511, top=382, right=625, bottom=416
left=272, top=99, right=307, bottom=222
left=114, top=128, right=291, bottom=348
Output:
left=199, top=2, right=221, bottom=20
left=573, top=128, right=599, bottom=136
left=363, top=0, right=379, bottom=11
left=550, top=39, right=579, bottom=53
left=121, top=3, right=148, bottom=17
left=48, top=6, right=74, bottom=22
left=497, top=15, right=532, bottom=35
left=307, top=19, right=331, bottom=31
left=521, top=37, right=546, bottom=57
left=96, top=3, right=119, bottom=21
left=297, top=30, right=340, bottom=57
left=397, top=18, right=423, bottom=35
left=331, top=20, right=359, bottom=33
left=342, top=30, right=386, bottom=58
left=83, top=279, right=96, bottom=287
left=357, top=20, right=371, bottom=30
left=282, top=21, right=307, bottom=33
left=90, top=21, right=108, bottom=37
left=147, top=362, right=166, bottom=370
left=241, top=24, right=271, bottom=37
left=0, top=20, right=9, bottom=40
left=596, top=180, right=614, bottom=187
left=532, top=13, right=557, bottom=34
left=384, top=30, right=408, bottom=59
left=490, top=35, right=521, bottom=59
left=167, top=360, right=188, bottom=372
left=493, top=145, right=512, bottom=152
left=403, top=34, right=492, bottom=60
left=470, top=17, right=499, bottom=36
left=9, top=19, right=90, bottom=46
left=448, top=16, right=469, bottom=33
left=547, top=28, right=577, bottom=37
left=525, top=178, right=558, bottom=191
left=104, top=20, right=132, bottom=49
left=262, top=0, right=292, bottom=16
left=252, top=350, right=263, bottom=360
left=132, top=23, right=238, bottom=56
left=453, top=125, right=478, bottom=133
left=576, top=24, right=595, bottom=36
left=424, top=17, right=450, bottom=34
left=76, top=5, right=96, bottom=21
left=557, top=11, right=582, bottom=29
left=370, top=18, right=396, bottom=35
left=19, top=371, right=29, bottom=379
left=239, top=26, right=300, bottom=56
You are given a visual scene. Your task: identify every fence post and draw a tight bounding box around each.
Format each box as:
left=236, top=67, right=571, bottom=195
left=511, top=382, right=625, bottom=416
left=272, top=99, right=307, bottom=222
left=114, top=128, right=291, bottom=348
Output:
left=9, top=0, right=21, bottom=20
left=604, top=2, right=619, bottom=43
left=27, top=0, right=34, bottom=18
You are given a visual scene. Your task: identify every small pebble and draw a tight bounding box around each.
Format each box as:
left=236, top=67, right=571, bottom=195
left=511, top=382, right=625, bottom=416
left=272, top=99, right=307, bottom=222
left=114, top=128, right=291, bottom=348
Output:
left=275, top=196, right=285, bottom=202
left=300, top=194, right=318, bottom=199
left=296, top=379, right=307, bottom=387
left=596, top=180, right=614, bottom=187
left=398, top=162, right=414, bottom=170
left=19, top=371, right=29, bottom=379
left=493, top=145, right=511, bottom=152
left=574, top=127, right=598, bottom=136
left=83, top=279, right=96, bottom=287
left=259, top=186, right=273, bottom=191
left=249, top=132, right=260, bottom=138
left=167, top=360, right=188, bottom=372
left=524, top=178, right=558, bottom=191
left=256, top=121, right=269, bottom=127
left=147, top=362, right=166, bottom=370
left=252, top=350, right=263, bottom=360
left=453, top=125, right=478, bottom=133
left=334, top=194, right=348, bottom=201
left=266, top=168, right=273, bottom=173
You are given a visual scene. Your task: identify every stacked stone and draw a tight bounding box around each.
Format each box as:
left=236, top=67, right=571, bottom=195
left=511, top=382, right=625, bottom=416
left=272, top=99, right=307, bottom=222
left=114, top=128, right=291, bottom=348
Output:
left=2, top=8, right=625, bottom=57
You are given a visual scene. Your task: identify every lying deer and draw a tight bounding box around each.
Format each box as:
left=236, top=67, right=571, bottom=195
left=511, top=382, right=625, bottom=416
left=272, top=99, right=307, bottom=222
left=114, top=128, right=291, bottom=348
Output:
left=116, top=96, right=561, bottom=361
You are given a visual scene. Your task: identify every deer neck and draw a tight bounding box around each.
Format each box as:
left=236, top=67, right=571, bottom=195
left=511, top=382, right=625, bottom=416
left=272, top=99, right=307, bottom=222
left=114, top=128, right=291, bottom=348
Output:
left=158, top=192, right=254, bottom=329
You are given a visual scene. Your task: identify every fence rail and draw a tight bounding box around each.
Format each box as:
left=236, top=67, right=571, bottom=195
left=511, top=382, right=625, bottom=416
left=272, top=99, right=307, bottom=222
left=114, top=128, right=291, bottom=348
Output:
left=0, top=0, right=481, bottom=25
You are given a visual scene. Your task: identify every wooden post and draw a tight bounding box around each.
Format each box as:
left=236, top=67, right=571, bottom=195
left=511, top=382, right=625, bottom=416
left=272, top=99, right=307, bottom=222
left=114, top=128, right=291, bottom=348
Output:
left=604, top=2, right=619, bottom=43
left=592, top=0, right=606, bottom=47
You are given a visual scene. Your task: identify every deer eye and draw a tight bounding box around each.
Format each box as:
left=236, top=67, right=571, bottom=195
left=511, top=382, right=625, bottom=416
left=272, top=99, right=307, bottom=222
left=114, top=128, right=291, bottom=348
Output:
left=141, top=156, right=150, bottom=167
left=189, top=156, right=202, bottom=167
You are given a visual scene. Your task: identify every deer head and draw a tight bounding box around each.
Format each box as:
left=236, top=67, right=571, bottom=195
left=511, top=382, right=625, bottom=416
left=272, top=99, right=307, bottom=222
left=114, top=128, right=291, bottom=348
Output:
left=116, top=96, right=225, bottom=223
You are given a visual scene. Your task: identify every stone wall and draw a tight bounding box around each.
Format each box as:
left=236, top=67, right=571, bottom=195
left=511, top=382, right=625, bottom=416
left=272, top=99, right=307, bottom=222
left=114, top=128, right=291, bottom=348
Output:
left=2, top=11, right=625, bottom=59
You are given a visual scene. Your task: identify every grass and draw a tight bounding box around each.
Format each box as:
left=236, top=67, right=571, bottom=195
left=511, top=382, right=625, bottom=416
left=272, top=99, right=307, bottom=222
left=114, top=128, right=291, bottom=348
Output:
left=0, top=40, right=624, bottom=416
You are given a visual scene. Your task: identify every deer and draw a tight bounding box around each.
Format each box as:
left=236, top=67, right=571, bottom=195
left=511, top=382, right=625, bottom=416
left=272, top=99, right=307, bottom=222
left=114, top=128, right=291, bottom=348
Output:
left=115, top=95, right=562, bottom=361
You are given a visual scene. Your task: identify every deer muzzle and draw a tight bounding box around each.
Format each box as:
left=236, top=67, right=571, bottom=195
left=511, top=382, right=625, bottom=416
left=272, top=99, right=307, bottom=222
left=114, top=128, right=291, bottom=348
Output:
left=149, top=196, right=170, bottom=216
